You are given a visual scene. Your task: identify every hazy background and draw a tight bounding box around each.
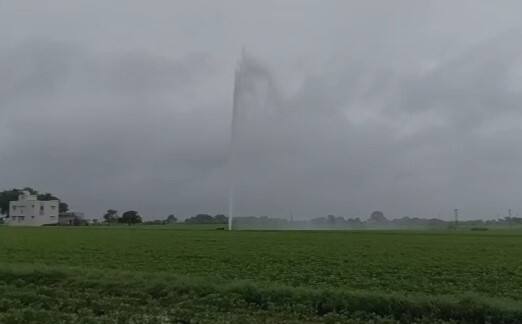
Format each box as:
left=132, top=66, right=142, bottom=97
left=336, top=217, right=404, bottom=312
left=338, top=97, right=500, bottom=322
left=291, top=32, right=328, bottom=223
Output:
left=2, top=1, right=522, bottom=220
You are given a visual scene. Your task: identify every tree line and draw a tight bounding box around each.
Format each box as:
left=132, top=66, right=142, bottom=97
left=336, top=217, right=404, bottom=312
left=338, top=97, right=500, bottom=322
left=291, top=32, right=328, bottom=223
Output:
left=101, top=211, right=228, bottom=225
left=102, top=209, right=143, bottom=225
left=3, top=188, right=521, bottom=228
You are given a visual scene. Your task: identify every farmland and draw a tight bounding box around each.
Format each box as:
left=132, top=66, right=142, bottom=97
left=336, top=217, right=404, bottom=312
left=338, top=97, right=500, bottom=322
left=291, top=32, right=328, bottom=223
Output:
left=0, top=226, right=522, bottom=323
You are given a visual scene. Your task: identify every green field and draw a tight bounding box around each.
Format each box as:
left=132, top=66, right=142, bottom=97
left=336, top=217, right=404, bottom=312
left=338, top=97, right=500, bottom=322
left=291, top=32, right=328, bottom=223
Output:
left=0, top=226, right=521, bottom=323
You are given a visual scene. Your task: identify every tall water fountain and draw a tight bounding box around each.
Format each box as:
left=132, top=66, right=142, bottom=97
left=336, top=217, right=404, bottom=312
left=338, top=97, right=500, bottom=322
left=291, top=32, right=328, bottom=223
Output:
left=228, top=53, right=280, bottom=230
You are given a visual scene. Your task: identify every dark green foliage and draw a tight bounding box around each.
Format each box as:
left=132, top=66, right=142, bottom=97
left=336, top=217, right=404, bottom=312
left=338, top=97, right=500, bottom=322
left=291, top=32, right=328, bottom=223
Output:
left=185, top=214, right=228, bottom=224
left=0, top=266, right=521, bottom=323
left=1, top=228, right=522, bottom=298
left=166, top=214, right=177, bottom=224
left=214, top=214, right=227, bottom=224
left=102, top=209, right=119, bottom=223
left=119, top=211, right=142, bottom=225
left=37, top=193, right=69, bottom=213
left=368, top=211, right=387, bottom=224
left=0, top=189, right=23, bottom=216
left=1, top=227, right=522, bottom=322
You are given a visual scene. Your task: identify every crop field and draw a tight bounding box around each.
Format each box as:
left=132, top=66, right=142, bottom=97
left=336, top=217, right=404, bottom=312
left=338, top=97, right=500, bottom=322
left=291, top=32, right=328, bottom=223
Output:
left=0, top=226, right=522, bottom=323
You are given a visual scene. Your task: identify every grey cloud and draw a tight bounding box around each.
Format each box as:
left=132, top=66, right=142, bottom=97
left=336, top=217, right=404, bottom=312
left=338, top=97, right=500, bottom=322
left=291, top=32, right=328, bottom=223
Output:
left=230, top=32, right=522, bottom=220
left=2, top=1, right=522, bottom=220
left=1, top=41, right=228, bottom=219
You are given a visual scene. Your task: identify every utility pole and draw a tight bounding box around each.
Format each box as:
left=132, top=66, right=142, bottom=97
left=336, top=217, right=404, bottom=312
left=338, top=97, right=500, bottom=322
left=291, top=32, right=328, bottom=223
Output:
left=454, top=209, right=459, bottom=227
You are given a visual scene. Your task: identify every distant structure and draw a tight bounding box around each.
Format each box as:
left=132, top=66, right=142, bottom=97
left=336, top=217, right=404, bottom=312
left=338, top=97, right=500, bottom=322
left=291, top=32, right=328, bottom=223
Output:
left=454, top=209, right=459, bottom=226
left=7, top=191, right=59, bottom=226
left=58, top=211, right=86, bottom=226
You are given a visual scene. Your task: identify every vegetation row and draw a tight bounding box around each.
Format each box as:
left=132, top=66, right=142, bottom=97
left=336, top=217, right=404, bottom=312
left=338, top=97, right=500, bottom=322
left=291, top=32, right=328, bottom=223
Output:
left=0, top=264, right=521, bottom=323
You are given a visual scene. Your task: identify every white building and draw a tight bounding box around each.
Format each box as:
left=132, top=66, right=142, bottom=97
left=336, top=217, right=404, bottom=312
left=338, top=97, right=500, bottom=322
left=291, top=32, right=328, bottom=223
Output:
left=7, top=191, right=59, bottom=226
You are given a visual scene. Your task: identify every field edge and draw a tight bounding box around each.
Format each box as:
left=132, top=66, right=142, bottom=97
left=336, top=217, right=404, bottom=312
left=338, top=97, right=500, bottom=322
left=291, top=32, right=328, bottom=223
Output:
left=0, top=263, right=520, bottom=323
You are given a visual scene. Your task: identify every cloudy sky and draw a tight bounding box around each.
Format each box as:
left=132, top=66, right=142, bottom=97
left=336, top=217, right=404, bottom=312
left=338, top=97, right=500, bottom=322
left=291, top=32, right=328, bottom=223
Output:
left=2, top=1, right=522, bottom=220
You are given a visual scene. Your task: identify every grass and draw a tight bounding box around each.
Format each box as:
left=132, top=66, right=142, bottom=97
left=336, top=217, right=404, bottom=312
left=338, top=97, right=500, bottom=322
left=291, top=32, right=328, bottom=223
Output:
left=0, top=226, right=521, bottom=322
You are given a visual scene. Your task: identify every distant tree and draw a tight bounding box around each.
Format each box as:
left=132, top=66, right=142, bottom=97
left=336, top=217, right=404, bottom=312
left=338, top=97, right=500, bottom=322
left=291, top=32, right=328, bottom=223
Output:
left=184, top=214, right=228, bottom=224
left=232, top=216, right=289, bottom=228
left=214, top=214, right=228, bottom=224
left=103, top=209, right=119, bottom=223
left=38, top=193, right=69, bottom=213
left=166, top=214, right=177, bottom=224
left=143, top=220, right=164, bottom=225
left=185, top=214, right=214, bottom=224
left=73, top=217, right=87, bottom=226
left=504, top=217, right=522, bottom=225
left=368, top=211, right=387, bottom=224
left=0, top=189, right=22, bottom=217
left=310, top=217, right=327, bottom=226
left=335, top=216, right=346, bottom=225
left=119, top=210, right=142, bottom=225
left=327, top=214, right=336, bottom=225
left=346, top=217, right=363, bottom=226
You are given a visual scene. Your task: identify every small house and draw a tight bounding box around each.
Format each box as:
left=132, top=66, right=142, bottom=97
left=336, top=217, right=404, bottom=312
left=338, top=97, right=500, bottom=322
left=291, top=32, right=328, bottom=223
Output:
left=7, top=191, right=59, bottom=226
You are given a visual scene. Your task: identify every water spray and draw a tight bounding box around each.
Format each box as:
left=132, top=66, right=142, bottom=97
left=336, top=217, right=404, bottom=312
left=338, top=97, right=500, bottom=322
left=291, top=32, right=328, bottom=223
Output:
left=228, top=56, right=242, bottom=231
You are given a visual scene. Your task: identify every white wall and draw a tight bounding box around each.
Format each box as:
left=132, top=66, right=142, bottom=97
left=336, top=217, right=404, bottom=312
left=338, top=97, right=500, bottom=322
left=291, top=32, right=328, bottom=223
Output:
left=8, top=196, right=59, bottom=226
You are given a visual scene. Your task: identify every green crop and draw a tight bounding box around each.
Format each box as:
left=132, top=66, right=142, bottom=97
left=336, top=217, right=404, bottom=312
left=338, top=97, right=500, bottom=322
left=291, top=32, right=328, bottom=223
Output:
left=0, top=226, right=521, bottom=323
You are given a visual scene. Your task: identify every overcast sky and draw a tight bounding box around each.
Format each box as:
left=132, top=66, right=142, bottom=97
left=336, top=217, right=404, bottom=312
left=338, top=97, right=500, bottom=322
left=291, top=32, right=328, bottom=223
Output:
left=2, top=1, right=522, bottom=220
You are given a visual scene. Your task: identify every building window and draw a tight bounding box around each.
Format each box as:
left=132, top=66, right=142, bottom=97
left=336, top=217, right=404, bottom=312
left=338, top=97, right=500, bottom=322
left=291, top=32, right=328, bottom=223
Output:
left=12, top=206, right=16, bottom=211
left=40, top=206, right=44, bottom=215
